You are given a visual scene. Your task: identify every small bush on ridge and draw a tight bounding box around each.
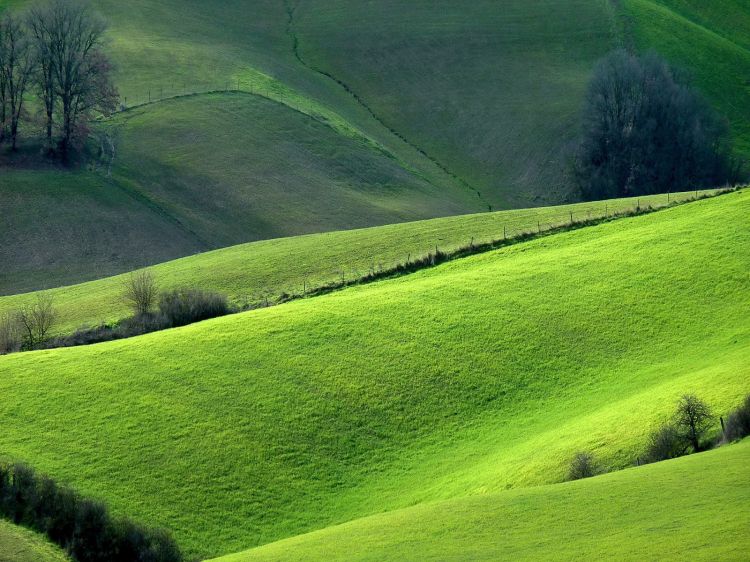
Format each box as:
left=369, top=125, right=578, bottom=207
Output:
left=674, top=394, right=713, bottom=452
left=158, top=288, right=229, bottom=328
left=0, top=313, right=22, bottom=354
left=568, top=451, right=598, bottom=480
left=123, top=270, right=158, bottom=316
left=644, top=423, right=684, bottom=463
left=16, top=294, right=57, bottom=348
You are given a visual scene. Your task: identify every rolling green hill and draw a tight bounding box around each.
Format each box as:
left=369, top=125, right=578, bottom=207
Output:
left=0, top=190, right=709, bottom=331
left=214, top=439, right=750, bottom=561
left=290, top=0, right=616, bottom=208
left=2, top=0, right=748, bottom=294
left=0, top=520, right=70, bottom=562
left=0, top=190, right=747, bottom=559
left=622, top=0, right=750, bottom=159
left=0, top=92, right=476, bottom=295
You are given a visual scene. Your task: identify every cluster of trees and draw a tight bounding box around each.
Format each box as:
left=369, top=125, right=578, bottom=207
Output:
left=0, top=462, right=181, bottom=562
left=568, top=392, right=750, bottom=480
left=573, top=49, right=742, bottom=200
left=0, top=0, right=117, bottom=157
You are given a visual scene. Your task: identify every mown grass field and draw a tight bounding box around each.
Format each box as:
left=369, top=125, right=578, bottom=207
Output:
left=0, top=190, right=714, bottom=331
left=0, top=190, right=747, bottom=559
left=0, top=520, right=69, bottom=562
left=215, top=439, right=750, bottom=561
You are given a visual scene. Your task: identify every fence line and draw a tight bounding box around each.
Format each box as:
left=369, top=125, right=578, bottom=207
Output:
left=234, top=187, right=738, bottom=311
left=115, top=81, right=302, bottom=115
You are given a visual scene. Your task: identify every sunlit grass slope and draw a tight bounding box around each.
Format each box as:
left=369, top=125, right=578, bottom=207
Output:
left=0, top=191, right=747, bottom=558
left=0, top=519, right=70, bottom=562
left=215, top=440, right=750, bottom=562
left=623, top=0, right=750, bottom=159
left=0, top=190, right=709, bottom=331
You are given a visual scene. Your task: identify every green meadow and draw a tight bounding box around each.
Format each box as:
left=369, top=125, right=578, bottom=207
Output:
left=0, top=190, right=747, bottom=559
left=0, top=190, right=713, bottom=330
left=0, top=520, right=69, bottom=562
left=1, top=0, right=749, bottom=559
left=215, top=439, right=750, bottom=562
left=3, top=0, right=747, bottom=293
left=623, top=0, right=750, bottom=158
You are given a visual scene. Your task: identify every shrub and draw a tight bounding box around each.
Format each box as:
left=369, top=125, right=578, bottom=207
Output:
left=574, top=49, right=739, bottom=200
left=0, top=312, right=21, bottom=354
left=724, top=394, right=750, bottom=442
left=123, top=270, right=158, bottom=316
left=568, top=451, right=597, bottom=480
left=644, top=423, right=684, bottom=463
left=157, top=288, right=229, bottom=328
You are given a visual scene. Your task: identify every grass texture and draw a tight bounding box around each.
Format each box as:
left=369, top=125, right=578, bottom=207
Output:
left=0, top=190, right=747, bottom=559
left=0, top=190, right=714, bottom=331
left=214, top=439, right=750, bottom=561
left=622, top=0, right=750, bottom=159
left=0, top=519, right=69, bottom=562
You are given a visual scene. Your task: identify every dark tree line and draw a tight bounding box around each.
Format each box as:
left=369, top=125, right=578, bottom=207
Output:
left=0, top=461, right=182, bottom=562
left=0, top=0, right=117, bottom=158
left=573, top=49, right=742, bottom=200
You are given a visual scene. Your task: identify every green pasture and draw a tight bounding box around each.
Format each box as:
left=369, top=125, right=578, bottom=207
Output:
left=0, top=191, right=746, bottom=559
left=215, top=439, right=750, bottom=561
left=0, top=520, right=69, bottom=562
left=0, top=190, right=716, bottom=331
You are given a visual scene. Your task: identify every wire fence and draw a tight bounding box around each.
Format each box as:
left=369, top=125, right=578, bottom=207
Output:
left=232, top=187, right=738, bottom=310
left=116, top=79, right=304, bottom=115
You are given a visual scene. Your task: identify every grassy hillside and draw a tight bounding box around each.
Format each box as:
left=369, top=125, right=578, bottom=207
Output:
left=0, top=520, right=70, bottom=562
left=0, top=190, right=710, bottom=331
left=292, top=0, right=616, bottom=208
left=0, top=92, right=479, bottom=295
left=0, top=168, right=205, bottom=295
left=108, top=93, right=475, bottom=248
left=622, top=0, right=750, bottom=159
left=3, top=0, right=747, bottom=293
left=215, top=439, right=750, bottom=561
left=0, top=190, right=746, bottom=559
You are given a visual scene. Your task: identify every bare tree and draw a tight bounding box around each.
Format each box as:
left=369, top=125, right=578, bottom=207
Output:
left=17, top=294, right=57, bottom=348
left=0, top=12, right=35, bottom=150
left=123, top=270, right=158, bottom=317
left=674, top=394, right=713, bottom=453
left=40, top=0, right=118, bottom=157
left=27, top=1, right=57, bottom=153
